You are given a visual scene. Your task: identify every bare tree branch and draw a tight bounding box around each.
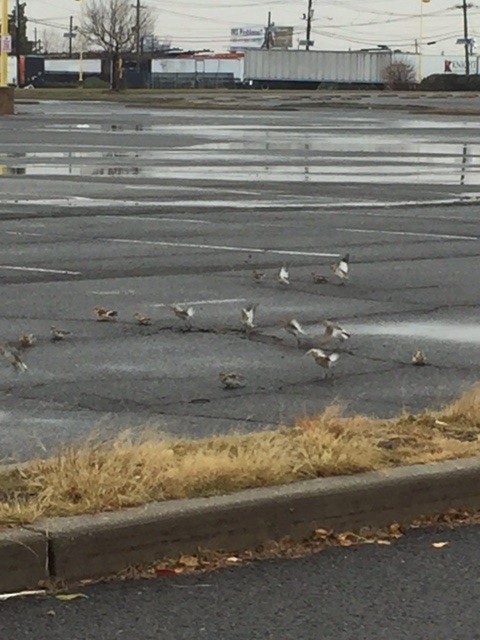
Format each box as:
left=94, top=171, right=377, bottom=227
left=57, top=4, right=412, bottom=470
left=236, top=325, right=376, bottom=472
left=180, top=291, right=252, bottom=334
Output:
left=81, top=0, right=156, bottom=89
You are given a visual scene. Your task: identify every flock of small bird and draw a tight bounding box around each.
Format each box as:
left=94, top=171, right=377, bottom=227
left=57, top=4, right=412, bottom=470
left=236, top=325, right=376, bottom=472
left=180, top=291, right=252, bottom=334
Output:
left=0, top=252, right=427, bottom=384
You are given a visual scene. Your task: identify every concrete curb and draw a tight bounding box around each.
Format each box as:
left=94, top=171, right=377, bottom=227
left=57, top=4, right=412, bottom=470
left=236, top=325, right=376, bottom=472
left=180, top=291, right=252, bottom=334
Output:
left=2, top=456, right=480, bottom=591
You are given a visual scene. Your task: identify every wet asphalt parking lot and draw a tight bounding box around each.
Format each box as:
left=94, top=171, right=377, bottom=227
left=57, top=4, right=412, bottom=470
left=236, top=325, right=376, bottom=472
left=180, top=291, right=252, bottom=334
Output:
left=0, top=100, right=480, bottom=461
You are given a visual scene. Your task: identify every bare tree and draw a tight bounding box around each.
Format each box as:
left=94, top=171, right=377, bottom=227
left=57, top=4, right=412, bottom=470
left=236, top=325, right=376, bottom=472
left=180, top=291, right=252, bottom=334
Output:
left=383, top=60, right=417, bottom=91
left=82, top=0, right=154, bottom=90
left=40, top=27, right=66, bottom=55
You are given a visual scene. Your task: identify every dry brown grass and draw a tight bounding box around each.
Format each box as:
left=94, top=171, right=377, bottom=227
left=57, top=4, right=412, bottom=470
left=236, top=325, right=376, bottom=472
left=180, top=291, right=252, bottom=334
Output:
left=3, top=385, right=480, bottom=528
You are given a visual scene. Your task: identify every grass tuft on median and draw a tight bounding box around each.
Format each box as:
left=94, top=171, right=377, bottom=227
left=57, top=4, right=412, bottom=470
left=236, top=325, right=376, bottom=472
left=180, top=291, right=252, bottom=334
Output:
left=3, top=384, right=480, bottom=528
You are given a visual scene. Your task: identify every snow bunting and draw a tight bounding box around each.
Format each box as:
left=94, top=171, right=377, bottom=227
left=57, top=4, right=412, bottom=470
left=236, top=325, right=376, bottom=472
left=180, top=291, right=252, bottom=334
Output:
left=241, top=303, right=258, bottom=331
left=134, top=312, right=152, bottom=326
left=283, top=318, right=307, bottom=347
left=219, top=372, right=245, bottom=389
left=412, top=350, right=427, bottom=366
left=252, top=270, right=266, bottom=283
left=51, top=326, right=71, bottom=342
left=323, top=320, right=351, bottom=341
left=0, top=345, right=28, bottom=372
left=277, top=265, right=290, bottom=286
left=94, top=307, right=118, bottom=322
left=311, top=272, right=328, bottom=284
left=18, top=333, right=35, bottom=349
left=306, top=348, right=339, bottom=377
left=330, top=253, right=350, bottom=283
left=169, top=304, right=195, bottom=329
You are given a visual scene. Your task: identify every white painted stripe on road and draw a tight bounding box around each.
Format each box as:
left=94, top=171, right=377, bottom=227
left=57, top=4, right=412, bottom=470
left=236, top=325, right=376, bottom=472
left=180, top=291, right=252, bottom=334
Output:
left=153, top=298, right=247, bottom=308
left=336, top=228, right=477, bottom=241
left=320, top=196, right=480, bottom=210
left=4, top=231, right=43, bottom=237
left=3, top=194, right=479, bottom=211
left=0, top=265, right=81, bottom=275
left=92, top=290, right=136, bottom=295
left=114, top=215, right=211, bottom=225
left=106, top=238, right=339, bottom=258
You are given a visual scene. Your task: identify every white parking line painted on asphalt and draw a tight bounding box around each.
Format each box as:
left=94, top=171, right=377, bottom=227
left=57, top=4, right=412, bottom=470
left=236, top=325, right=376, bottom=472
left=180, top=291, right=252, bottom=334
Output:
left=2, top=194, right=478, bottom=211
left=0, top=265, right=81, bottom=275
left=4, top=231, right=44, bottom=237
left=317, top=195, right=480, bottom=210
left=92, top=290, right=136, bottom=295
left=114, top=215, right=211, bottom=225
left=0, top=198, right=294, bottom=209
left=336, top=228, right=478, bottom=241
left=153, top=298, right=247, bottom=308
left=106, top=238, right=339, bottom=258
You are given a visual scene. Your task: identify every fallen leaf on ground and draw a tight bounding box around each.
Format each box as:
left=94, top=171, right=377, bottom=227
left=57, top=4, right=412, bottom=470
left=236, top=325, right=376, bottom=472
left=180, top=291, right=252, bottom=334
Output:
left=432, top=541, right=449, bottom=549
left=55, top=593, right=88, bottom=601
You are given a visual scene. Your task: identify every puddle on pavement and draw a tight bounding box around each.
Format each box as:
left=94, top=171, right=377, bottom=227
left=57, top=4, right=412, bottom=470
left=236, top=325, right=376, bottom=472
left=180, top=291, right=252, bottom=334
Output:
left=355, top=322, right=480, bottom=344
left=3, top=162, right=476, bottom=185
left=2, top=124, right=479, bottom=184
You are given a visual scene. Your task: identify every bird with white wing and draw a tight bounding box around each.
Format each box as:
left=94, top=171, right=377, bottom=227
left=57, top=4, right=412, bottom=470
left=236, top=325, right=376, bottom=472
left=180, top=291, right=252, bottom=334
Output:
left=306, top=348, right=340, bottom=378
left=169, top=304, right=195, bottom=330
left=330, top=253, right=350, bottom=284
left=277, top=265, right=290, bottom=286
left=241, top=303, right=258, bottom=333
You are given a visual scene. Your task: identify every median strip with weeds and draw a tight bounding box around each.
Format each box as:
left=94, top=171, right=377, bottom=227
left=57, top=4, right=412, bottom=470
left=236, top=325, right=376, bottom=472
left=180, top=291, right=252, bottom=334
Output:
left=2, top=384, right=480, bottom=529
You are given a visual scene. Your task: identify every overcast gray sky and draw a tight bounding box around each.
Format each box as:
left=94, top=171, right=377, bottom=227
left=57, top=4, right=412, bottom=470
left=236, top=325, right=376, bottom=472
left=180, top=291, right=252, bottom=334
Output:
left=23, top=0, right=478, bottom=55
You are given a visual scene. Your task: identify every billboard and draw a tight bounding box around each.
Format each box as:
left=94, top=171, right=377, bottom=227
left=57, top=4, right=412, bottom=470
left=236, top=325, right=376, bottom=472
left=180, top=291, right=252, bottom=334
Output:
left=230, top=25, right=264, bottom=51
left=273, top=27, right=293, bottom=49
left=230, top=25, right=293, bottom=51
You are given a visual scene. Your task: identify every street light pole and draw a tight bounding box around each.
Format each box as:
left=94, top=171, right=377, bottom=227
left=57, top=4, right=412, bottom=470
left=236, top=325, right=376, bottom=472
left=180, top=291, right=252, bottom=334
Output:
left=75, top=0, right=84, bottom=86
left=0, top=0, right=8, bottom=87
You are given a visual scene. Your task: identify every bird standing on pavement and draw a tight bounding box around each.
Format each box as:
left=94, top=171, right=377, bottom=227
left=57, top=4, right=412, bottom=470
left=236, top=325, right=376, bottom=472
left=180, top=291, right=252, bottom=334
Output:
left=169, top=304, right=195, bottom=330
left=412, top=350, right=427, bottom=366
left=311, top=272, right=328, bottom=284
left=330, top=253, right=350, bottom=284
left=306, top=348, right=339, bottom=378
left=322, top=320, right=351, bottom=342
left=277, top=265, right=290, bottom=286
left=219, top=372, right=246, bottom=389
left=94, top=307, right=118, bottom=322
left=18, top=333, right=36, bottom=349
left=283, top=318, right=306, bottom=347
left=134, top=312, right=152, bottom=326
left=241, top=303, right=258, bottom=332
left=0, top=345, right=28, bottom=372
left=252, top=270, right=266, bottom=283
left=51, top=326, right=71, bottom=342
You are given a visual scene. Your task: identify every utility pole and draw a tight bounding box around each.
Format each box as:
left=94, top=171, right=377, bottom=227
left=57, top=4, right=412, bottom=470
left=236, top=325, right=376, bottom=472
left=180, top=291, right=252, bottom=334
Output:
left=135, top=0, right=141, bottom=71
left=462, top=0, right=470, bottom=76
left=305, top=0, right=313, bottom=51
left=264, top=11, right=272, bottom=50
left=33, top=27, right=37, bottom=53
left=68, top=16, right=74, bottom=58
